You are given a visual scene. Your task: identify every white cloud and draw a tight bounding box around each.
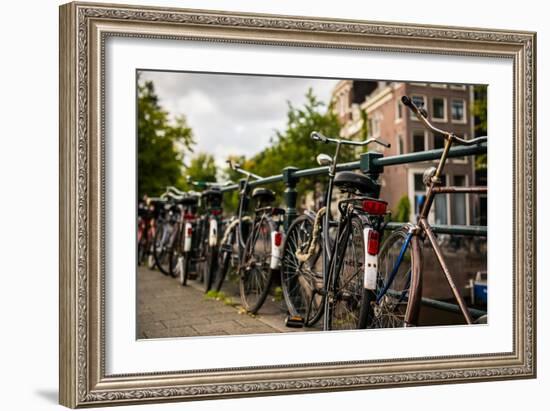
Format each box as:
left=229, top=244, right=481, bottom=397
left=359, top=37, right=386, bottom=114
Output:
left=139, top=70, right=339, bottom=167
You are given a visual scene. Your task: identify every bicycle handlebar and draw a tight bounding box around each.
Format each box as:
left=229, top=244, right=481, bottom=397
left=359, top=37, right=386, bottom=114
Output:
left=226, top=159, right=263, bottom=180
left=186, top=176, right=233, bottom=189
left=310, top=131, right=391, bottom=148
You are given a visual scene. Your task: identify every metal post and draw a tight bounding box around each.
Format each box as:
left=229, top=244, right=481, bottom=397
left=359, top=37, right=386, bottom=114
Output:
left=282, top=166, right=298, bottom=231
left=360, top=151, right=384, bottom=178
left=360, top=151, right=383, bottom=198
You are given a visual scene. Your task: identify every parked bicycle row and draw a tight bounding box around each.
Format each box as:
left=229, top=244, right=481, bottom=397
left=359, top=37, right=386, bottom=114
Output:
left=138, top=96, right=488, bottom=331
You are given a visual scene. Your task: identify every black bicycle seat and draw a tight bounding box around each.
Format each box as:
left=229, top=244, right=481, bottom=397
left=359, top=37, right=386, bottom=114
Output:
left=251, top=187, right=276, bottom=204
left=333, top=171, right=379, bottom=195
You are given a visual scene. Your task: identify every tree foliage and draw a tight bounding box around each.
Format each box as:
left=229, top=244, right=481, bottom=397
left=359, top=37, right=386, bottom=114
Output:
left=228, top=88, right=347, bottom=207
left=137, top=80, right=195, bottom=197
left=393, top=195, right=411, bottom=223
left=472, top=85, right=488, bottom=170
left=183, top=152, right=217, bottom=189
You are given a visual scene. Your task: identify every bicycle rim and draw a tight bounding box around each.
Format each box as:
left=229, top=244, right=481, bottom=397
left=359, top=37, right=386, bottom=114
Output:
left=239, top=217, right=274, bottom=313
left=281, top=214, right=324, bottom=326
left=329, top=217, right=367, bottom=330
left=365, top=228, right=422, bottom=328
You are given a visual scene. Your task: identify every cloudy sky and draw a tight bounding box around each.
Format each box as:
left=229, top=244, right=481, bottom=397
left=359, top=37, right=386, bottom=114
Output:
left=138, top=70, right=339, bottom=167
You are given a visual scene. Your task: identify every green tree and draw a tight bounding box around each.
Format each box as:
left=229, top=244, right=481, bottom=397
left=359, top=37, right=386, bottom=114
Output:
left=183, top=153, right=217, bottom=188
left=472, top=85, right=488, bottom=170
left=393, top=195, right=411, bottom=223
left=137, top=80, right=195, bottom=197
left=239, top=88, right=346, bottom=205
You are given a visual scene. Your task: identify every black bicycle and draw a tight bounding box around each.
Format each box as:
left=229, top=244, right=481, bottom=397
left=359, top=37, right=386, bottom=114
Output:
left=186, top=179, right=232, bottom=292
left=211, top=161, right=258, bottom=293
left=215, top=161, right=285, bottom=314
left=280, top=132, right=390, bottom=330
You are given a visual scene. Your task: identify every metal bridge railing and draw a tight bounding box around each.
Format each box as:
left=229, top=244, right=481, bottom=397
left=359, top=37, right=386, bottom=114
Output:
left=221, top=141, right=487, bottom=236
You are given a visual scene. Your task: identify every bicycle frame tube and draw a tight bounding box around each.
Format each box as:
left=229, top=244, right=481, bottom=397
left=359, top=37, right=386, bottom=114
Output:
left=322, top=142, right=341, bottom=279
left=376, top=232, right=413, bottom=304
left=236, top=176, right=251, bottom=251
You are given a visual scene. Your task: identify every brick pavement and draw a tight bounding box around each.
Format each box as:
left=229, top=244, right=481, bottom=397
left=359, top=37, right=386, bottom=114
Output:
left=137, top=266, right=317, bottom=339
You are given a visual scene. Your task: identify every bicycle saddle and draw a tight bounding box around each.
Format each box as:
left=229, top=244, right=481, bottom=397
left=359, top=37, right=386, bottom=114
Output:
left=201, top=188, right=222, bottom=199
left=333, top=171, right=379, bottom=195
left=251, top=187, right=276, bottom=204
left=177, top=195, right=199, bottom=206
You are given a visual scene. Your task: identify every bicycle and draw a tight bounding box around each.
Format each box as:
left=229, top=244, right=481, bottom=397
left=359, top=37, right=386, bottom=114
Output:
left=151, top=191, right=181, bottom=276
left=366, top=96, right=487, bottom=328
left=186, top=179, right=232, bottom=292
left=280, top=132, right=390, bottom=330
left=222, top=163, right=285, bottom=314
left=159, top=187, right=201, bottom=286
left=137, top=196, right=155, bottom=267
left=210, top=161, right=258, bottom=293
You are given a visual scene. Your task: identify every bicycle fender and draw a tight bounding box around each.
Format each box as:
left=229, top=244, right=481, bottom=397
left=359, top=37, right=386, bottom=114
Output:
left=270, top=230, right=284, bottom=269
left=208, top=218, right=218, bottom=247
left=363, top=227, right=378, bottom=290
left=184, top=222, right=193, bottom=252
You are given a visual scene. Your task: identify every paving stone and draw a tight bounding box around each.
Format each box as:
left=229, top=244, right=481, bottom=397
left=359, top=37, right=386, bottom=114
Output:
left=137, top=266, right=307, bottom=338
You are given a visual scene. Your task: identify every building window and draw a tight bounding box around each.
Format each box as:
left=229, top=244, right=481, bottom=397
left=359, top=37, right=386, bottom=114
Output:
left=410, top=95, right=426, bottom=119
left=397, top=135, right=404, bottom=155
left=413, top=173, right=426, bottom=215
left=412, top=130, right=426, bottom=152
left=451, top=175, right=467, bottom=225
left=434, top=134, right=445, bottom=150
left=396, top=100, right=403, bottom=121
left=451, top=99, right=466, bottom=122
left=434, top=174, right=448, bottom=225
left=432, top=97, right=446, bottom=121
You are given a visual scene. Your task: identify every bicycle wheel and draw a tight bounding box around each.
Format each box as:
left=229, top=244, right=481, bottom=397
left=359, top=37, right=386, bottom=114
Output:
left=239, top=216, right=275, bottom=314
left=195, top=219, right=208, bottom=283
left=360, top=227, right=422, bottom=328
left=281, top=214, right=324, bottom=326
left=169, top=227, right=184, bottom=281
left=203, top=243, right=218, bottom=292
left=213, top=224, right=237, bottom=292
left=153, top=222, right=173, bottom=275
left=137, top=234, right=147, bottom=266
left=175, top=251, right=191, bottom=286
left=328, top=216, right=368, bottom=330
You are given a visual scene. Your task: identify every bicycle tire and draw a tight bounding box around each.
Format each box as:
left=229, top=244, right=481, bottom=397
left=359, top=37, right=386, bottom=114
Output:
left=176, top=251, right=191, bottom=286
left=167, top=227, right=181, bottom=278
left=153, top=222, right=173, bottom=276
left=280, top=214, right=324, bottom=327
left=326, top=216, right=369, bottom=330
left=203, top=243, right=218, bottom=292
left=239, top=216, right=275, bottom=314
left=359, top=227, right=422, bottom=328
left=213, top=224, right=236, bottom=292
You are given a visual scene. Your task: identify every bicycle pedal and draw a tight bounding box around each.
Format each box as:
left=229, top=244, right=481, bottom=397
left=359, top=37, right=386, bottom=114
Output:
left=285, top=315, right=305, bottom=328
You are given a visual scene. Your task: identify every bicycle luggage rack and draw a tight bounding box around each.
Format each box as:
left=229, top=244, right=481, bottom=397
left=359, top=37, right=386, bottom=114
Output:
left=220, top=141, right=488, bottom=318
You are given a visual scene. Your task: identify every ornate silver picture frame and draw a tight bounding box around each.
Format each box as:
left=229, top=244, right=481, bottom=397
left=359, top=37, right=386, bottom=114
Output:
left=59, top=1, right=536, bottom=407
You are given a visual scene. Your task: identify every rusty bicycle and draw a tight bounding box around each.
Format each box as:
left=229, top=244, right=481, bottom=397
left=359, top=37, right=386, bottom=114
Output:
left=364, top=96, right=487, bottom=328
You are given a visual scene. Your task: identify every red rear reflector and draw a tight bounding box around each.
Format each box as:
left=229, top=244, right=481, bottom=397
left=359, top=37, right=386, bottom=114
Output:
left=362, top=199, right=387, bottom=215
left=211, top=209, right=222, bottom=216
left=367, top=230, right=380, bottom=255
left=187, top=227, right=193, bottom=236
left=274, top=232, right=282, bottom=247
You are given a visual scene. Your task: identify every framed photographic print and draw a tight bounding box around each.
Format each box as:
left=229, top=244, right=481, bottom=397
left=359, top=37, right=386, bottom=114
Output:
left=59, top=1, right=536, bottom=408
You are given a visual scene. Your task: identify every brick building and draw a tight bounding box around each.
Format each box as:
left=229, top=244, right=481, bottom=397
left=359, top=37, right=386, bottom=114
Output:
left=332, top=80, right=483, bottom=225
